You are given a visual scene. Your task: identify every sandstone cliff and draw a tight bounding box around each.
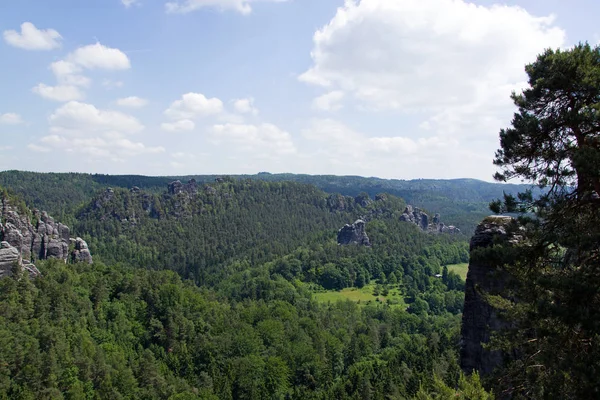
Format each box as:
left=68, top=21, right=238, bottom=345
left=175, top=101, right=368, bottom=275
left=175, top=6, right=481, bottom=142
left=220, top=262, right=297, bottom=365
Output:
left=460, top=215, right=520, bottom=375
left=0, top=196, right=92, bottom=278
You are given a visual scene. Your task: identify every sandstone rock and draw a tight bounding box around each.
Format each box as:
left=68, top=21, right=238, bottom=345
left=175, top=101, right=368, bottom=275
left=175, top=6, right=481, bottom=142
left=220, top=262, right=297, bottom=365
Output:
left=0, top=241, right=21, bottom=278
left=168, top=180, right=183, bottom=195
left=400, top=205, right=460, bottom=234
left=460, top=215, right=518, bottom=376
left=168, top=180, right=198, bottom=196
left=0, top=195, right=93, bottom=277
left=71, top=237, right=93, bottom=264
left=337, top=219, right=371, bottom=246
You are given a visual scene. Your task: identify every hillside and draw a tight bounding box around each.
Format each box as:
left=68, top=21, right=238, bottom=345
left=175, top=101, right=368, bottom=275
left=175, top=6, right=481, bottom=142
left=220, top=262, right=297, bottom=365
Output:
left=0, top=178, right=476, bottom=398
left=0, top=170, right=535, bottom=234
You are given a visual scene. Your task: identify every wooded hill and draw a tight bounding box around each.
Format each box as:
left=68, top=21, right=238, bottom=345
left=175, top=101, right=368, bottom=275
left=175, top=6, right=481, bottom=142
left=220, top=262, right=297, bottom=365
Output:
left=0, top=173, right=484, bottom=398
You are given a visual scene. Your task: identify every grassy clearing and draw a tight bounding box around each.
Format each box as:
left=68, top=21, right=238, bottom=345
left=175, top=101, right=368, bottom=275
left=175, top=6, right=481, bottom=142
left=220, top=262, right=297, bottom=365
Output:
left=313, top=283, right=406, bottom=308
left=447, top=263, right=469, bottom=280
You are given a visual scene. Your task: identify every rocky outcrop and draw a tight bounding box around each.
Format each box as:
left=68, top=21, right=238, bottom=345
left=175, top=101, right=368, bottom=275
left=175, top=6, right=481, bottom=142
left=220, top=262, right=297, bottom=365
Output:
left=71, top=237, right=93, bottom=264
left=168, top=179, right=198, bottom=196
left=400, top=205, right=460, bottom=234
left=337, top=219, right=371, bottom=246
left=460, top=216, right=520, bottom=376
left=0, top=196, right=92, bottom=278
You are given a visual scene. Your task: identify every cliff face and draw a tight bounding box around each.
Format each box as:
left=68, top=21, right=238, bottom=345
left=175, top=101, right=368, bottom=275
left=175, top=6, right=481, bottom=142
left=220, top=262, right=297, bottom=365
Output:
left=460, top=216, right=519, bottom=375
left=0, top=197, right=92, bottom=278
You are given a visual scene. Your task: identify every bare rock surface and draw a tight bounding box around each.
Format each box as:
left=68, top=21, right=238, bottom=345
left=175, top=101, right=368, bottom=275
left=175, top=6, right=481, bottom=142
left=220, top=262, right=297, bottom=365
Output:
left=337, top=219, right=371, bottom=246
left=0, top=196, right=93, bottom=278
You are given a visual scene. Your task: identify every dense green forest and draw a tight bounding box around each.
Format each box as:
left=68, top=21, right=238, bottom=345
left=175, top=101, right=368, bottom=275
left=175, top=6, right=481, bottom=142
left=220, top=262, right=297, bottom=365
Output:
left=0, top=170, right=536, bottom=234
left=0, top=174, right=485, bottom=398
left=0, top=259, right=488, bottom=399
left=0, top=184, right=483, bottom=398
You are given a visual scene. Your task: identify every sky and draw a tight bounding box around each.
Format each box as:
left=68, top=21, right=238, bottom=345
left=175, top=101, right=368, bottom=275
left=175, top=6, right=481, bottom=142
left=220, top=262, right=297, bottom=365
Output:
left=0, top=0, right=598, bottom=181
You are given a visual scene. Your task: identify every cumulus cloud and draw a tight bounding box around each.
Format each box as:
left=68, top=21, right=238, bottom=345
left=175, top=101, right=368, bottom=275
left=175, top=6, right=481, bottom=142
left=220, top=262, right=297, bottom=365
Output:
left=34, top=43, right=130, bottom=102
left=301, top=0, right=564, bottom=112
left=161, top=119, right=195, bottom=132
left=67, top=43, right=131, bottom=70
left=32, top=84, right=84, bottom=102
left=211, top=123, right=296, bottom=155
left=49, top=101, right=144, bottom=134
left=300, top=119, right=479, bottom=178
left=164, top=93, right=223, bottom=120
left=232, top=97, right=259, bottom=115
left=29, top=102, right=161, bottom=161
left=30, top=134, right=164, bottom=160
left=117, top=96, right=148, bottom=108
left=3, top=22, right=62, bottom=50
left=298, top=0, right=566, bottom=179
left=0, top=113, right=24, bottom=125
left=165, top=0, right=287, bottom=15
left=312, top=91, right=344, bottom=111
left=50, top=61, right=91, bottom=87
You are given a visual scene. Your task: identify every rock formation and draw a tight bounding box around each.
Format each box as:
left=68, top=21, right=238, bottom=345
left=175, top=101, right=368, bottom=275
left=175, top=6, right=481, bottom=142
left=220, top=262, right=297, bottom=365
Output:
left=168, top=179, right=199, bottom=195
left=337, top=219, right=371, bottom=246
left=71, top=237, right=93, bottom=264
left=460, top=216, right=519, bottom=376
left=400, top=205, right=460, bottom=234
left=0, top=196, right=92, bottom=278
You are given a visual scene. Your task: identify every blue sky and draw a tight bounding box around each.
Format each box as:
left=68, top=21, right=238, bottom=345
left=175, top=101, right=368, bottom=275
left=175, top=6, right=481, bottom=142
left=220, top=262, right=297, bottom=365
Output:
left=0, top=0, right=598, bottom=181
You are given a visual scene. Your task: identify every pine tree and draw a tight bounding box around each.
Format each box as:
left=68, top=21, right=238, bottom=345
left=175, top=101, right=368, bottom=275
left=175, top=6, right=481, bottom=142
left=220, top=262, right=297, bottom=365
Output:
left=490, top=42, right=600, bottom=398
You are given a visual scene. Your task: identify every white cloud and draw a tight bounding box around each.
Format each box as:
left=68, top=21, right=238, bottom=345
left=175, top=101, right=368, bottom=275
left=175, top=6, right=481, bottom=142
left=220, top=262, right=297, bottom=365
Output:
left=211, top=122, right=296, bottom=155
left=116, top=96, right=148, bottom=108
left=297, top=0, right=566, bottom=180
left=32, top=84, right=84, bottom=102
left=164, top=93, right=223, bottom=120
left=30, top=102, right=160, bottom=161
left=233, top=97, right=259, bottom=115
left=35, top=43, right=129, bottom=103
left=312, top=90, right=344, bottom=111
left=3, top=22, right=62, bottom=50
left=49, top=101, right=144, bottom=134
left=0, top=113, right=24, bottom=125
left=161, top=119, right=195, bottom=132
left=67, top=43, right=131, bottom=70
left=300, top=119, right=475, bottom=178
left=49, top=61, right=91, bottom=87
left=122, top=0, right=140, bottom=7
left=301, top=0, right=564, bottom=112
left=165, top=0, right=286, bottom=15
left=32, top=134, right=164, bottom=160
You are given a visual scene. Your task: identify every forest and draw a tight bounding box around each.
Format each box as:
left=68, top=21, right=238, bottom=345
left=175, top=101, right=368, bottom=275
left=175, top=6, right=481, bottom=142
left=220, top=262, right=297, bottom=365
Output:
left=0, top=173, right=485, bottom=399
